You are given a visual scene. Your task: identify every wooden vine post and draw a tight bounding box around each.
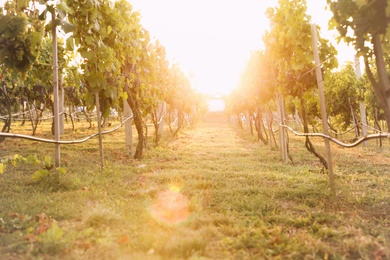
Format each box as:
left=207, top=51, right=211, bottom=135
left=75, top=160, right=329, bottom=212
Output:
left=311, top=23, right=335, bottom=194
left=158, top=101, right=166, bottom=137
left=355, top=56, right=368, bottom=146
left=52, top=11, right=61, bottom=167
left=59, top=76, right=64, bottom=135
left=277, top=94, right=288, bottom=163
left=123, top=99, right=133, bottom=155
left=95, top=92, right=104, bottom=168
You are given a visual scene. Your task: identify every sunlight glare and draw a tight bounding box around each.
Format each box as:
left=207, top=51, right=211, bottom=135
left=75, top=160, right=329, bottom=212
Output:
left=149, top=185, right=190, bottom=224
left=208, top=99, right=226, bottom=112
left=130, top=0, right=277, bottom=96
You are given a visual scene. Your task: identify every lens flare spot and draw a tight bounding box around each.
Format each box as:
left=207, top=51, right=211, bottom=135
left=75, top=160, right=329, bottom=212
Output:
left=150, top=188, right=190, bottom=224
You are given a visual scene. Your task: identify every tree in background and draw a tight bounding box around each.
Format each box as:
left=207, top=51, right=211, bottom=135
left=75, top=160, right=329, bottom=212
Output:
left=0, top=0, right=213, bottom=160
left=166, top=64, right=195, bottom=137
left=0, top=1, right=45, bottom=80
left=227, top=50, right=274, bottom=143
left=66, top=0, right=198, bottom=158
left=145, top=41, right=170, bottom=144
left=263, top=0, right=338, bottom=167
left=24, top=37, right=66, bottom=135
left=66, top=0, right=151, bottom=158
left=324, top=63, right=360, bottom=135
left=328, top=0, right=390, bottom=130
left=0, top=0, right=45, bottom=139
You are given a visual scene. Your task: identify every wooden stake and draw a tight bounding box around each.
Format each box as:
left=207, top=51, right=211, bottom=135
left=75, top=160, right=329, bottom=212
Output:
left=355, top=56, right=368, bottom=145
left=158, top=102, right=166, bottom=136
left=123, top=99, right=133, bottom=155
left=311, top=23, right=335, bottom=194
left=52, top=12, right=60, bottom=167
left=277, top=94, right=288, bottom=162
left=95, top=92, right=104, bottom=168
left=59, top=76, right=64, bottom=135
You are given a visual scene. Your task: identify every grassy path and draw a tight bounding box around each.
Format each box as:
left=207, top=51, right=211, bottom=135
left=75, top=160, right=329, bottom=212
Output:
left=0, top=112, right=389, bottom=259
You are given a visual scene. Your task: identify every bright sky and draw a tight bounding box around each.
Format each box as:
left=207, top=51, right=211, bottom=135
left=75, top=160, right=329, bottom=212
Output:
left=130, top=0, right=355, bottom=96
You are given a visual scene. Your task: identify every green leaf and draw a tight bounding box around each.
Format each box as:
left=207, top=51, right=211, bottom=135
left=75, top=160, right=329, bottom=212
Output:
left=61, top=21, right=76, bottom=34
left=56, top=167, right=66, bottom=175
left=12, top=154, right=23, bottom=166
left=85, top=36, right=93, bottom=46
left=102, top=106, right=110, bottom=119
left=84, top=91, right=95, bottom=106
left=12, top=160, right=18, bottom=167
left=32, top=169, right=49, bottom=181
left=90, top=9, right=98, bottom=21
left=86, top=74, right=98, bottom=88
left=17, top=0, right=29, bottom=10
left=98, top=61, right=106, bottom=73
left=0, top=15, right=8, bottom=34
left=80, top=50, right=95, bottom=62
left=57, top=9, right=66, bottom=21
left=44, top=156, right=53, bottom=169
left=293, top=63, right=303, bottom=71
left=100, top=27, right=107, bottom=38
left=121, top=91, right=128, bottom=101
left=66, top=37, right=74, bottom=50
left=0, top=163, right=5, bottom=174
left=104, top=86, right=115, bottom=99
left=57, top=1, right=74, bottom=15
left=0, top=159, right=8, bottom=164
left=355, top=0, right=368, bottom=8
left=107, top=25, right=112, bottom=35
left=38, top=222, right=63, bottom=242
left=26, top=154, right=41, bottom=165
left=38, top=9, right=47, bottom=21
left=46, top=5, right=55, bottom=14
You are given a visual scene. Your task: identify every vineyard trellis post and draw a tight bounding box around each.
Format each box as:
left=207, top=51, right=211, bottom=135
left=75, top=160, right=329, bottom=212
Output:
left=59, top=76, right=64, bottom=135
left=311, top=23, right=335, bottom=194
left=295, top=107, right=303, bottom=131
left=124, top=99, right=133, bottom=155
left=277, top=94, right=288, bottom=163
left=355, top=55, right=368, bottom=146
left=52, top=11, right=61, bottom=167
left=95, top=92, right=104, bottom=169
left=158, top=101, right=166, bottom=137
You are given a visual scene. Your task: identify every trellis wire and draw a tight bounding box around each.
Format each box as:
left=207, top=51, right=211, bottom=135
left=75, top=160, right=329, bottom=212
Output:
left=280, top=117, right=383, bottom=136
left=0, top=111, right=100, bottom=121
left=0, top=116, right=133, bottom=144
left=280, top=123, right=390, bottom=148
left=236, top=112, right=385, bottom=140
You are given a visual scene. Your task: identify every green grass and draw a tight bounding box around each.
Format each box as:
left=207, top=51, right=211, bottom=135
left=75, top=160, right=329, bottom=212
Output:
left=0, top=113, right=389, bottom=259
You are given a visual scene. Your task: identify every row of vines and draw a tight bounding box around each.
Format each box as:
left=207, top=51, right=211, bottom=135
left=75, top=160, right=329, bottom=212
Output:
left=226, top=0, right=390, bottom=170
left=0, top=0, right=208, bottom=161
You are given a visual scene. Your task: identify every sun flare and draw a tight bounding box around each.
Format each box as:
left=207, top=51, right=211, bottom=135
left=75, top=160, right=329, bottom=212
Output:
left=149, top=185, right=190, bottom=225
left=130, top=0, right=355, bottom=96
left=130, top=0, right=277, bottom=96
